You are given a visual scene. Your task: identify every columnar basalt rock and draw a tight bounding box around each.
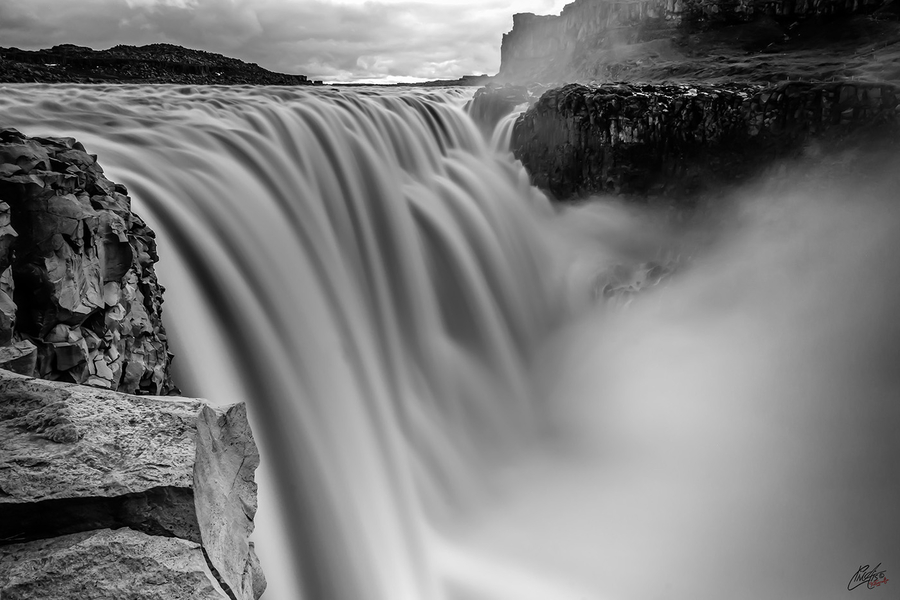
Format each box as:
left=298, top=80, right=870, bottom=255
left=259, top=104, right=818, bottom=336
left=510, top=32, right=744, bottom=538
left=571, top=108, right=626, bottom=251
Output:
left=510, top=81, right=900, bottom=200
left=0, top=128, right=174, bottom=394
left=0, top=370, right=266, bottom=600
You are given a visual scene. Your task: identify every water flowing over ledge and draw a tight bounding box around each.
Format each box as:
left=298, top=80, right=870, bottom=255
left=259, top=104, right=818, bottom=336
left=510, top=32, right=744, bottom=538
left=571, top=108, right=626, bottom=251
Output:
left=2, top=83, right=899, bottom=600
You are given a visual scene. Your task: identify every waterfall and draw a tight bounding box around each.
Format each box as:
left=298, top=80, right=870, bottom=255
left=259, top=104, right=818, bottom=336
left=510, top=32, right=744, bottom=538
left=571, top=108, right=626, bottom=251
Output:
left=3, top=83, right=899, bottom=600
left=0, top=84, right=576, bottom=600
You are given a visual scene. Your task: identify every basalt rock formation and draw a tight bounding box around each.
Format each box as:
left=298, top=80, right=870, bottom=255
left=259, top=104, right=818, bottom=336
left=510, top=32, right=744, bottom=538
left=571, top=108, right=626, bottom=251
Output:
left=0, top=128, right=174, bottom=394
left=0, top=43, right=320, bottom=85
left=509, top=80, right=900, bottom=200
left=498, top=0, right=900, bottom=84
left=0, top=370, right=266, bottom=600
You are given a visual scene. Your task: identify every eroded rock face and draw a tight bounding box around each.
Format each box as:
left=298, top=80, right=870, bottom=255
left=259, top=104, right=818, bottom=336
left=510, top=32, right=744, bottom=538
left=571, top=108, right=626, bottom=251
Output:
left=498, top=0, right=893, bottom=83
left=0, top=371, right=265, bottom=600
left=194, top=403, right=264, bottom=600
left=0, top=128, right=174, bottom=394
left=510, top=81, right=900, bottom=201
left=0, top=528, right=230, bottom=600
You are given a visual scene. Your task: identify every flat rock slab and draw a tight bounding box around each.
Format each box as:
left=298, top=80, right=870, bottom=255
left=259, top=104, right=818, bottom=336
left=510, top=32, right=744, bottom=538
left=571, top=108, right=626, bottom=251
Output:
left=0, top=369, right=265, bottom=600
left=0, top=528, right=229, bottom=600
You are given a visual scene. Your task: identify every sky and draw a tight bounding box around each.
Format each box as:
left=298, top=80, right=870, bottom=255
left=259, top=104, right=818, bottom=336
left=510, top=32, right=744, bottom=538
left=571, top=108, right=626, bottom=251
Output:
left=0, top=0, right=570, bottom=83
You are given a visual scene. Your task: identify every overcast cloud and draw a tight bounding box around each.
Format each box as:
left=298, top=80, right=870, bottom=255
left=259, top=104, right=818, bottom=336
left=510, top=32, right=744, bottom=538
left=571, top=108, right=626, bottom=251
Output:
left=0, top=0, right=570, bottom=82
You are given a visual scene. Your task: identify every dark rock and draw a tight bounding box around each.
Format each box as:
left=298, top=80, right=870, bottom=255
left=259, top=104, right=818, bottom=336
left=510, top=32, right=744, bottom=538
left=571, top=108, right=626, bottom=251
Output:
left=467, top=84, right=535, bottom=133
left=509, top=81, right=900, bottom=201
left=0, top=43, right=313, bottom=86
left=0, top=128, right=174, bottom=394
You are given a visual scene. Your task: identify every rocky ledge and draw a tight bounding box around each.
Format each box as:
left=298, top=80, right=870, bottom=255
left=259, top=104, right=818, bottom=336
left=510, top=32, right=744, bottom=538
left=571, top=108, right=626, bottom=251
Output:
left=505, top=80, right=900, bottom=201
left=0, top=370, right=265, bottom=600
left=0, top=130, right=266, bottom=598
left=0, top=43, right=320, bottom=86
left=0, top=129, right=174, bottom=393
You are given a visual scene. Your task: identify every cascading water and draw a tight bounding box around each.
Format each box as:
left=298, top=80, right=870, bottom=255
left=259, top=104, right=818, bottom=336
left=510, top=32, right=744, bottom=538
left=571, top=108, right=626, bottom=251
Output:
left=2, top=83, right=898, bottom=600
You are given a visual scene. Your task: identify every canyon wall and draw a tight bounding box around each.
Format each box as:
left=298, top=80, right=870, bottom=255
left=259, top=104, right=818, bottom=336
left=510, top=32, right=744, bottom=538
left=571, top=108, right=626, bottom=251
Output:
left=498, top=0, right=892, bottom=82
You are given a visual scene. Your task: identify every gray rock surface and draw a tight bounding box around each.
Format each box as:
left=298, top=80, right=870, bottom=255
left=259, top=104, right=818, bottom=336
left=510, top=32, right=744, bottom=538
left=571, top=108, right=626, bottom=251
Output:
left=0, top=128, right=174, bottom=394
left=0, top=370, right=265, bottom=599
left=0, top=528, right=230, bottom=600
left=194, top=402, right=264, bottom=600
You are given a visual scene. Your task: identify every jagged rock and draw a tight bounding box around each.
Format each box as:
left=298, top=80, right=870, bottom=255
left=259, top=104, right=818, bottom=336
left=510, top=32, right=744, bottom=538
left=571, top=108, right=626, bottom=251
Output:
left=0, top=128, right=174, bottom=394
left=0, top=528, right=230, bottom=600
left=0, top=370, right=265, bottom=600
left=194, top=398, right=265, bottom=600
left=510, top=81, right=900, bottom=201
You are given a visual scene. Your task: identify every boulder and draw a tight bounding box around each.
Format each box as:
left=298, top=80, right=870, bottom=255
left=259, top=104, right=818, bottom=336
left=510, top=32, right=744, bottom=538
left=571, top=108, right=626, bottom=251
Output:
left=0, top=128, right=174, bottom=395
left=0, top=528, right=230, bottom=600
left=0, top=370, right=265, bottom=600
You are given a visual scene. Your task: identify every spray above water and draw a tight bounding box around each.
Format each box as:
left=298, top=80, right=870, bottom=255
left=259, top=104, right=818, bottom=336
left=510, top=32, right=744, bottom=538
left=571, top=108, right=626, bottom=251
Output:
left=2, top=83, right=898, bottom=600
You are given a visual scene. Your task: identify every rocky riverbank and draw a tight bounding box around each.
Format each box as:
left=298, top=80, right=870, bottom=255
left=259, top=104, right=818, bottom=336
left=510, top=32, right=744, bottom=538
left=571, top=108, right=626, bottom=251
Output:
left=507, top=80, right=900, bottom=201
left=0, top=43, right=320, bottom=86
left=0, top=131, right=265, bottom=599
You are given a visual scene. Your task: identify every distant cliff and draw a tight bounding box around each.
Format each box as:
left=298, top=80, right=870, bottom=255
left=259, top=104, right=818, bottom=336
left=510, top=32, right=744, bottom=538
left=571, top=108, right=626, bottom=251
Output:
left=498, top=0, right=900, bottom=83
left=0, top=43, right=321, bottom=86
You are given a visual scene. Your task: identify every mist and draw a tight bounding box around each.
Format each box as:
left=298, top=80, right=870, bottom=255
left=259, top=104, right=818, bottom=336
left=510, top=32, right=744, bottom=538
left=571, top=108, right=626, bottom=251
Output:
left=445, top=156, right=900, bottom=600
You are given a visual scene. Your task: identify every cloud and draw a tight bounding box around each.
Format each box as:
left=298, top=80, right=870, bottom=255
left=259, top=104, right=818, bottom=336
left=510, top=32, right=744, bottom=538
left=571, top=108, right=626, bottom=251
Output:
left=0, top=0, right=570, bottom=82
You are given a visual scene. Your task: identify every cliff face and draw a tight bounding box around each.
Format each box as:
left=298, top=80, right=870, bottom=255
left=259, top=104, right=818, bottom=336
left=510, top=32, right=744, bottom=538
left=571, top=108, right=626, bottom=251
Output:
left=498, top=0, right=898, bottom=83
left=0, top=129, right=175, bottom=394
left=510, top=81, right=900, bottom=200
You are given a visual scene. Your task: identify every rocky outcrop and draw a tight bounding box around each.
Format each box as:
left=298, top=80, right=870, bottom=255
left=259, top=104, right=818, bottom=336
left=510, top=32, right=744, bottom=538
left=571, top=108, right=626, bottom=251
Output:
left=0, top=128, right=174, bottom=394
left=467, top=85, right=536, bottom=134
left=1, top=529, right=231, bottom=600
left=510, top=81, right=900, bottom=200
left=0, top=43, right=321, bottom=85
left=498, top=0, right=900, bottom=84
left=0, top=370, right=265, bottom=600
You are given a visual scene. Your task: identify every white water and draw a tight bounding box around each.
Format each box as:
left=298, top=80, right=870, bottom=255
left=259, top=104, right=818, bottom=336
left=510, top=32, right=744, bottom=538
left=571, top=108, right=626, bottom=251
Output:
left=2, top=84, right=898, bottom=600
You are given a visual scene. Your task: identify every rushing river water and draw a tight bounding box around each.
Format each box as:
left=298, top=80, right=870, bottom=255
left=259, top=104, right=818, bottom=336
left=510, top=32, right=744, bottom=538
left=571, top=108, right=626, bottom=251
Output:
left=2, top=84, right=899, bottom=600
